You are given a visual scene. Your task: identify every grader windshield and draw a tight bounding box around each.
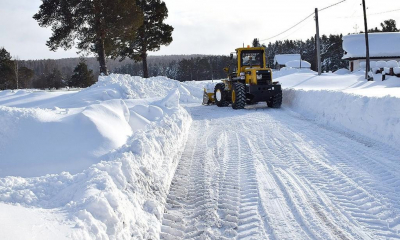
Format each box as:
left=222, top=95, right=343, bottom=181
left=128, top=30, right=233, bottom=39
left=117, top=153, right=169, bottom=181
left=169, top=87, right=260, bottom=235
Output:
left=241, top=50, right=264, bottom=67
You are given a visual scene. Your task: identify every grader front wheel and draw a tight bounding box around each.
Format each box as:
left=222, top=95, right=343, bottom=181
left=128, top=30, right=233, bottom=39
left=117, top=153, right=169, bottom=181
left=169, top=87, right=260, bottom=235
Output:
left=214, top=83, right=229, bottom=107
left=267, top=93, right=282, bottom=108
left=231, top=82, right=246, bottom=109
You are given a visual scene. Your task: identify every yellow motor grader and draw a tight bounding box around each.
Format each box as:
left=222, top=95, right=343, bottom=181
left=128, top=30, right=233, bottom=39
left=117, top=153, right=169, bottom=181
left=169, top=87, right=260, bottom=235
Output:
left=203, top=46, right=282, bottom=109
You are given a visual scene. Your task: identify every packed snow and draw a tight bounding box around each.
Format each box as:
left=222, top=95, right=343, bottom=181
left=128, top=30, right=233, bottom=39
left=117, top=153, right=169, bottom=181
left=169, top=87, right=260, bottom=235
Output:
left=1, top=69, right=400, bottom=239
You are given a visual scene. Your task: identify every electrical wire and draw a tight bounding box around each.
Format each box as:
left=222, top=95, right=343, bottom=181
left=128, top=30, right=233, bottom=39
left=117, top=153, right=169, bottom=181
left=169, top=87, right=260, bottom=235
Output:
left=260, top=12, right=314, bottom=42
left=367, top=8, right=400, bottom=16
left=319, top=0, right=347, bottom=12
left=260, top=0, right=348, bottom=42
left=339, top=7, right=400, bottom=18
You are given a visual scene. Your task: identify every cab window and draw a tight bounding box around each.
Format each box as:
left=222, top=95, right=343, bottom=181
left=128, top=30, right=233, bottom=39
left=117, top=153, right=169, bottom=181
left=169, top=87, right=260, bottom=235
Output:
left=241, top=51, right=263, bottom=67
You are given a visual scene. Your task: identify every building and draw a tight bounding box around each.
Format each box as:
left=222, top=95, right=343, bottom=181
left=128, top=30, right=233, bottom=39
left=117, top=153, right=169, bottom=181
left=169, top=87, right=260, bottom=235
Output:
left=273, top=54, right=301, bottom=70
left=342, top=32, right=400, bottom=72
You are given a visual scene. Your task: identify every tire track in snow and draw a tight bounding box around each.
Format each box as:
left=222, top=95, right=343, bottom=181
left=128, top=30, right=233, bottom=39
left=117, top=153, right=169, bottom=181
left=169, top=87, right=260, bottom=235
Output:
left=161, top=106, right=268, bottom=239
left=161, top=104, right=400, bottom=239
left=263, top=109, right=400, bottom=239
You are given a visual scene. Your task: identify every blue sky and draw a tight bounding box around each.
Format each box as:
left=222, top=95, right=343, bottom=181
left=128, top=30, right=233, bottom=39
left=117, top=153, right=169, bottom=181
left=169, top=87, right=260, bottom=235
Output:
left=0, top=0, right=399, bottom=60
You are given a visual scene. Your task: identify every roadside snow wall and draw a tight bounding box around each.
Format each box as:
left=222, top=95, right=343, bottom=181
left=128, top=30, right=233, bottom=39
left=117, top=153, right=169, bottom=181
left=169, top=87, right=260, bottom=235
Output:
left=283, top=89, right=400, bottom=150
left=0, top=75, right=194, bottom=239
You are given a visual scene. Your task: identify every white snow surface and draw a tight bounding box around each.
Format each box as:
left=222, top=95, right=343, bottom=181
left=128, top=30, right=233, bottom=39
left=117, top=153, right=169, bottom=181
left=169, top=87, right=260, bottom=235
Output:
left=285, top=60, right=311, bottom=68
left=277, top=71, right=400, bottom=150
left=1, top=70, right=400, bottom=239
left=0, top=74, right=195, bottom=239
left=274, top=54, right=301, bottom=65
left=343, top=32, right=400, bottom=59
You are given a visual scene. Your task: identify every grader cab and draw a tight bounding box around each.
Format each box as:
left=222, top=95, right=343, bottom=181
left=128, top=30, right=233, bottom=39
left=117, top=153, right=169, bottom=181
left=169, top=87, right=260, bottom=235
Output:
left=204, top=46, right=282, bottom=109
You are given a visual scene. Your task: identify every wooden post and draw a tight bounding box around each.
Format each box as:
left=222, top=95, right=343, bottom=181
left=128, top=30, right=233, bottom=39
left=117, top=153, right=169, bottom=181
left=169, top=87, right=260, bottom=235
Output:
left=315, top=8, right=321, bottom=75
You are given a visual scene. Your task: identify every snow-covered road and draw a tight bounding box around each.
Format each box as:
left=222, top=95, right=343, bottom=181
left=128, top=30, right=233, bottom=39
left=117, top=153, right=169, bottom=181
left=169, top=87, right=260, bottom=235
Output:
left=161, top=104, right=400, bottom=239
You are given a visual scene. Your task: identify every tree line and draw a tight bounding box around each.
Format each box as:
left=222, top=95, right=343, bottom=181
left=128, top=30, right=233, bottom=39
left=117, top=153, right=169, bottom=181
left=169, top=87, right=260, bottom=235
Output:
left=0, top=48, right=95, bottom=90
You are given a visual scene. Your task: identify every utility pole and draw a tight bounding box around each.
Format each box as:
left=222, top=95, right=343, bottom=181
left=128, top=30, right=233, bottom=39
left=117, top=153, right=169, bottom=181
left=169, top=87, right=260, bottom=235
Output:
left=315, top=8, right=321, bottom=75
left=362, top=0, right=372, bottom=80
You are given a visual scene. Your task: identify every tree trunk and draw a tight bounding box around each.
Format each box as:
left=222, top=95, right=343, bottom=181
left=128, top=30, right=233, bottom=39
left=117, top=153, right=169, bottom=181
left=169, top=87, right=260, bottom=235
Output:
left=142, top=50, right=148, bottom=78
left=94, top=2, right=108, bottom=76
left=98, top=38, right=108, bottom=75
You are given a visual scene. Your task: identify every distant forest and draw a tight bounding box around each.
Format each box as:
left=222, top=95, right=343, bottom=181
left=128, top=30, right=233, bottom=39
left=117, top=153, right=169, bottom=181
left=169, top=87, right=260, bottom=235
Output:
left=17, top=33, right=347, bottom=86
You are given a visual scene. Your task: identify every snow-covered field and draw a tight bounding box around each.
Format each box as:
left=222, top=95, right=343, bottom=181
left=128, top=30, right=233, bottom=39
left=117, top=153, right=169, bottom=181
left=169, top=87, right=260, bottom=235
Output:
left=1, top=70, right=400, bottom=239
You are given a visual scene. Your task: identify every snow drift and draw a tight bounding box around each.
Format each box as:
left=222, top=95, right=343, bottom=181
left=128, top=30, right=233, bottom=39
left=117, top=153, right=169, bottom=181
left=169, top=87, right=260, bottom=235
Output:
left=277, top=72, right=400, bottom=150
left=283, top=89, right=400, bottom=150
left=0, top=74, right=196, bottom=239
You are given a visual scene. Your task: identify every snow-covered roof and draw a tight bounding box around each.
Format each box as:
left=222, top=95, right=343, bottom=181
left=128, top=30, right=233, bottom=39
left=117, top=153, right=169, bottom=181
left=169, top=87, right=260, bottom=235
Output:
left=274, top=54, right=301, bottom=65
left=285, top=60, right=311, bottom=68
left=342, top=32, right=400, bottom=59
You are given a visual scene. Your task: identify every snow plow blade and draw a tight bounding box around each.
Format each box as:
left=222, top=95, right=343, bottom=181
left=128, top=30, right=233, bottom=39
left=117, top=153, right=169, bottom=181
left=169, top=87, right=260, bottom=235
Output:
left=202, top=88, right=215, bottom=105
left=202, top=83, right=217, bottom=105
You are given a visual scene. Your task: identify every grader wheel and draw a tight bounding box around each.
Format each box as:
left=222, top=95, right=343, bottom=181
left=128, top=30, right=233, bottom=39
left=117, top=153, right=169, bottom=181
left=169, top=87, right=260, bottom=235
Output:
left=214, top=83, right=229, bottom=107
left=231, top=82, right=246, bottom=109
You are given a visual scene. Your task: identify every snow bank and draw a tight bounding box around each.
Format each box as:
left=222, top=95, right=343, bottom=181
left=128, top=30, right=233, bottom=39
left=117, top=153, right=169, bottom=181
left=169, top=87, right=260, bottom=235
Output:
left=0, top=100, right=132, bottom=177
left=277, top=72, right=400, bottom=150
left=283, top=89, right=400, bottom=150
left=0, top=74, right=193, bottom=239
left=0, top=74, right=201, bottom=109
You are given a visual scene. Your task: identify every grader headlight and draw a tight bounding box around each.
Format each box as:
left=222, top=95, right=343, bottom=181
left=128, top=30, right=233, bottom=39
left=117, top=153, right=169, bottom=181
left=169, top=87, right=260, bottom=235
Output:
left=240, top=72, right=245, bottom=80
left=256, top=74, right=262, bottom=80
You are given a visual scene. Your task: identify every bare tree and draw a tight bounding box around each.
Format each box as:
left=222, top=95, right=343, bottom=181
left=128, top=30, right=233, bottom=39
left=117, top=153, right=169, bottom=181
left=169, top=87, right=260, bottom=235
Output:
left=13, top=56, right=19, bottom=89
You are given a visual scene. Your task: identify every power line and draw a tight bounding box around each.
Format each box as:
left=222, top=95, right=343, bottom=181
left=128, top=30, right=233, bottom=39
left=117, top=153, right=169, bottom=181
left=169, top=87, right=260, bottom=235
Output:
left=340, top=7, right=400, bottom=18
left=260, top=12, right=314, bottom=42
left=367, top=8, right=400, bottom=16
left=320, top=0, right=347, bottom=12
left=260, top=0, right=348, bottom=42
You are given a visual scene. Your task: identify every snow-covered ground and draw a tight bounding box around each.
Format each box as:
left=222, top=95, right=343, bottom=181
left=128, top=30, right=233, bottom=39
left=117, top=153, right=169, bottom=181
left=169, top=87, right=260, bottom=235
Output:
left=1, top=70, right=400, bottom=239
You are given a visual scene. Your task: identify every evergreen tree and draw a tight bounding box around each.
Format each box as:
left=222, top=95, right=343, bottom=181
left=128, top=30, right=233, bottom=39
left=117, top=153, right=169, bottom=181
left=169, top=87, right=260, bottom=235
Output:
left=381, top=19, right=398, bottom=32
left=0, top=48, right=14, bottom=89
left=177, top=59, right=194, bottom=81
left=252, top=38, right=261, bottom=47
left=366, top=19, right=398, bottom=33
left=34, top=68, right=65, bottom=89
left=18, top=67, right=34, bottom=89
left=33, top=0, right=143, bottom=75
left=70, top=59, right=96, bottom=88
left=122, top=0, right=173, bottom=78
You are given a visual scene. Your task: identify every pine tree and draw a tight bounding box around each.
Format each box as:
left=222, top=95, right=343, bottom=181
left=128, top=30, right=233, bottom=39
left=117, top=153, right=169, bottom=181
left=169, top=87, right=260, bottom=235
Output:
left=122, top=0, right=173, bottom=78
left=18, top=67, right=34, bottom=89
left=33, top=0, right=143, bottom=76
left=252, top=38, right=261, bottom=47
left=0, top=48, right=14, bottom=89
left=70, top=58, right=96, bottom=88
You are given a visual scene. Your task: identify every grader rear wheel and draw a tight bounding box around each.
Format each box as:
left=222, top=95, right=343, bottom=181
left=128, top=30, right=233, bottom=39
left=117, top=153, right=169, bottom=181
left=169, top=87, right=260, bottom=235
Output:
left=231, top=82, right=246, bottom=109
